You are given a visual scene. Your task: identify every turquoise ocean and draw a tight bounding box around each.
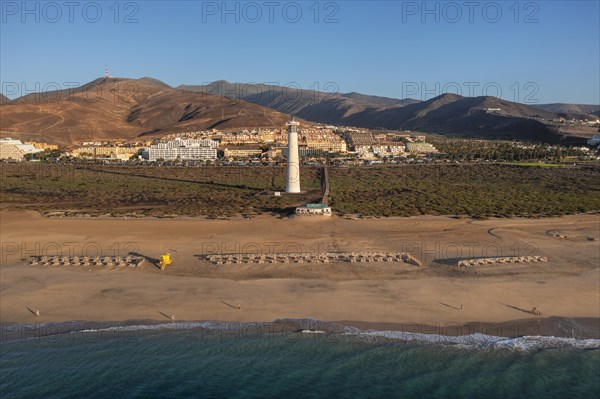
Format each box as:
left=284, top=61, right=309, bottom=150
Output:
left=1, top=320, right=599, bottom=398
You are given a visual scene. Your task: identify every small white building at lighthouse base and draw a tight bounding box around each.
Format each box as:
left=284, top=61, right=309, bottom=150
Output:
left=296, top=203, right=332, bottom=216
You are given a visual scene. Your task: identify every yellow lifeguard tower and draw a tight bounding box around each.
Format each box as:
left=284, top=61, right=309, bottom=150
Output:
left=159, top=253, right=172, bottom=270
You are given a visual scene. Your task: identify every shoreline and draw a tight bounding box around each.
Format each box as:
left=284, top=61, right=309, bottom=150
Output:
left=2, top=316, right=599, bottom=341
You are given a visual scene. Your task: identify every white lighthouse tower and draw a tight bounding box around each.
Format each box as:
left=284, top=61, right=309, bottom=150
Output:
left=285, top=118, right=301, bottom=193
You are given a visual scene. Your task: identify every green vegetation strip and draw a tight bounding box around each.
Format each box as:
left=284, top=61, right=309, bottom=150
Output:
left=0, top=164, right=321, bottom=218
left=1, top=164, right=598, bottom=218
left=328, top=164, right=600, bottom=217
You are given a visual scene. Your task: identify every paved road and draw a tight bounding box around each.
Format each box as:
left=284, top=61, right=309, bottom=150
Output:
left=320, top=166, right=330, bottom=205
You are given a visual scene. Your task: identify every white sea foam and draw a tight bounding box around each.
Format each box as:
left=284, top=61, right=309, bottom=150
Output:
left=75, top=322, right=600, bottom=351
left=345, top=329, right=600, bottom=351
left=76, top=321, right=269, bottom=333
left=4, top=320, right=598, bottom=351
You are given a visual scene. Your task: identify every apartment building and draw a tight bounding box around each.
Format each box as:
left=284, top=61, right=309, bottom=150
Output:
left=0, top=138, right=43, bottom=161
left=405, top=142, right=438, bottom=154
left=224, top=148, right=264, bottom=158
left=145, top=138, right=218, bottom=161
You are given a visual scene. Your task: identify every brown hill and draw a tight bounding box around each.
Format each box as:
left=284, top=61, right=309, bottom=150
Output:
left=3, top=76, right=595, bottom=145
left=339, top=94, right=571, bottom=142
left=341, top=92, right=420, bottom=106
left=0, top=93, right=9, bottom=103
left=180, top=81, right=589, bottom=143
left=177, top=81, right=419, bottom=123
left=138, top=77, right=172, bottom=89
left=534, top=103, right=600, bottom=118
left=0, top=78, right=293, bottom=145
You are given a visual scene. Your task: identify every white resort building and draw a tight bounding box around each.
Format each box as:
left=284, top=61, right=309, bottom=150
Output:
left=0, top=138, right=43, bottom=161
left=144, top=138, right=218, bottom=161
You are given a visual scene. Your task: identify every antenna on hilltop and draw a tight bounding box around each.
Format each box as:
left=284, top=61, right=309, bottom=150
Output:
left=104, top=66, right=112, bottom=78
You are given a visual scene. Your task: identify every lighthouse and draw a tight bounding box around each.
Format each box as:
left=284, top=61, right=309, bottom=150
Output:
left=285, top=118, right=301, bottom=193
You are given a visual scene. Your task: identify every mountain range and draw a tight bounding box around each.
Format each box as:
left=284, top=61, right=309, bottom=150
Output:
left=178, top=81, right=598, bottom=142
left=533, top=103, right=600, bottom=117
left=1, top=77, right=598, bottom=145
left=178, top=81, right=424, bottom=127
left=0, top=78, right=291, bottom=145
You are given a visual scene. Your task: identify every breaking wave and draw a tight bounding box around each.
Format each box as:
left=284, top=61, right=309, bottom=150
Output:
left=2, top=319, right=599, bottom=351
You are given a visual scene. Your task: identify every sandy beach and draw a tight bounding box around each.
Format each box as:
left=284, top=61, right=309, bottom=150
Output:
left=1, top=211, right=598, bottom=338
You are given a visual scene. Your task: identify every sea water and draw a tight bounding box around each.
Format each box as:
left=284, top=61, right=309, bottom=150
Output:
left=1, top=321, right=599, bottom=398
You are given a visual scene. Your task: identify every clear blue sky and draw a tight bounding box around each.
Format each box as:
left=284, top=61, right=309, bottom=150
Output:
left=1, top=0, right=599, bottom=104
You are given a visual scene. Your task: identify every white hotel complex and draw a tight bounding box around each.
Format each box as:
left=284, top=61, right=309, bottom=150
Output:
left=143, top=138, right=218, bottom=161
left=0, top=138, right=43, bottom=161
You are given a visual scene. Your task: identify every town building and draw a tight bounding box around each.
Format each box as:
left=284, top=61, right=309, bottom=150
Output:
left=144, top=138, right=218, bottom=161
left=223, top=148, right=264, bottom=159
left=281, top=147, right=328, bottom=158
left=220, top=131, right=263, bottom=145
left=71, top=146, right=143, bottom=159
left=24, top=141, right=59, bottom=151
left=405, top=142, right=438, bottom=154
left=345, top=132, right=378, bottom=148
left=410, top=134, right=427, bottom=142
left=304, top=141, right=347, bottom=153
left=0, top=138, right=43, bottom=161
left=355, top=145, right=405, bottom=159
left=299, top=127, right=347, bottom=153
left=268, top=146, right=286, bottom=159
